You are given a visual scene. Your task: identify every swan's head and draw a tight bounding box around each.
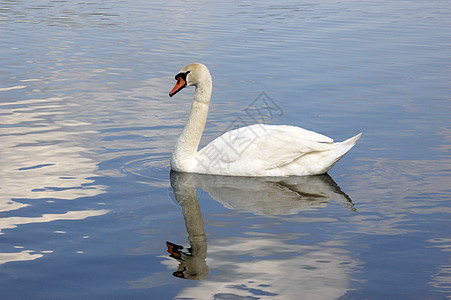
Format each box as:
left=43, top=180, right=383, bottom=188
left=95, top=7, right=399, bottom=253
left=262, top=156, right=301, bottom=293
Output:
left=169, top=63, right=211, bottom=97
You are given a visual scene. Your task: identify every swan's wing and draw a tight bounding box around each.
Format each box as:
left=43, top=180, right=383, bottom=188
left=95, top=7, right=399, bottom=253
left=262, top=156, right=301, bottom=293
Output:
left=196, top=124, right=334, bottom=173
left=248, top=125, right=334, bottom=170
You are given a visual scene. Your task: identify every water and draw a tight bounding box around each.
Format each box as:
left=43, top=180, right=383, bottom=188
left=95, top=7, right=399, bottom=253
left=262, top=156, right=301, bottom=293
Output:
left=0, top=0, right=450, bottom=299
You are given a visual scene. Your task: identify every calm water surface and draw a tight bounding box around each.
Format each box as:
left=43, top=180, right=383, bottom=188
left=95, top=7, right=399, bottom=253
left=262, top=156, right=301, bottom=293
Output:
left=0, top=0, right=450, bottom=299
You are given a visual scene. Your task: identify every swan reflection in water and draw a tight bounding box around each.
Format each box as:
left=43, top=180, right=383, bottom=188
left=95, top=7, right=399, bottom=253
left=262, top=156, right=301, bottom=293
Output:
left=166, top=171, right=355, bottom=280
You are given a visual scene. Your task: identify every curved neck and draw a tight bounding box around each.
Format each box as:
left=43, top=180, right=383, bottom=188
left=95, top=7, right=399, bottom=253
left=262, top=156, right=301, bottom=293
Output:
left=172, top=78, right=212, bottom=170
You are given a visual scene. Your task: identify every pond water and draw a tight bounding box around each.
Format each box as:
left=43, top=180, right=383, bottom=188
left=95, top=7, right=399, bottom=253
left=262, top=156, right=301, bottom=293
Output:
left=0, top=0, right=450, bottom=299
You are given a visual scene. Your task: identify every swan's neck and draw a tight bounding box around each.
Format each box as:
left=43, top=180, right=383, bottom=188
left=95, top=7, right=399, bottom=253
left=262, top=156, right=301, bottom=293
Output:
left=172, top=78, right=212, bottom=171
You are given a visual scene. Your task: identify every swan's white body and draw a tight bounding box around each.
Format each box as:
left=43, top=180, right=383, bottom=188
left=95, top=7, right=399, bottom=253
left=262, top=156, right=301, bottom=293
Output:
left=169, top=63, right=361, bottom=177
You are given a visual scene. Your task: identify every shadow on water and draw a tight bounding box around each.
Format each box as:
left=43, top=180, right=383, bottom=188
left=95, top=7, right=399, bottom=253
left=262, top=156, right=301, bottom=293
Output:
left=166, top=170, right=355, bottom=280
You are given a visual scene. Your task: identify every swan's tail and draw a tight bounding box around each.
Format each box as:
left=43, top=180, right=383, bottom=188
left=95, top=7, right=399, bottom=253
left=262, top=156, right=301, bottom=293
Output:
left=340, top=132, right=362, bottom=149
left=323, top=132, right=362, bottom=173
left=337, top=132, right=362, bottom=157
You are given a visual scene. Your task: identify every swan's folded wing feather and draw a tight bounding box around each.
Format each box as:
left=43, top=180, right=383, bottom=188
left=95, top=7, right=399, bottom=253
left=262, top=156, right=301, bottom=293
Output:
left=249, top=127, right=334, bottom=170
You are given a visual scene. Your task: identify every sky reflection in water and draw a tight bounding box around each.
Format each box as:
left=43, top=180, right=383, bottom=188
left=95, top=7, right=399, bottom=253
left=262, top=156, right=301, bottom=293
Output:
left=0, top=0, right=450, bottom=299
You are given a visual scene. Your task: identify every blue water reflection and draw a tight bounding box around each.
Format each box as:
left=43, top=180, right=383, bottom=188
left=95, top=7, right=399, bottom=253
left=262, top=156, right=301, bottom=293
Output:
left=0, top=0, right=449, bottom=298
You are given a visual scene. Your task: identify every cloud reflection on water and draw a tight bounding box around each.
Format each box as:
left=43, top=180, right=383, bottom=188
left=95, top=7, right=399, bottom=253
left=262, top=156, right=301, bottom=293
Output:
left=0, top=92, right=109, bottom=264
left=0, top=209, right=109, bottom=235
left=0, top=96, right=106, bottom=209
left=0, top=250, right=44, bottom=265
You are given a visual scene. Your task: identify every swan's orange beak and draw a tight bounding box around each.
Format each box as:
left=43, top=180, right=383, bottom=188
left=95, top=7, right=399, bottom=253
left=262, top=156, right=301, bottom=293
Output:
left=169, top=76, right=187, bottom=97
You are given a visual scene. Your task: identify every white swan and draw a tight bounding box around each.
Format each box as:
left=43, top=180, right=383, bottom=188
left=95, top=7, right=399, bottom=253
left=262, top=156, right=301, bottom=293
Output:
left=169, top=63, right=361, bottom=176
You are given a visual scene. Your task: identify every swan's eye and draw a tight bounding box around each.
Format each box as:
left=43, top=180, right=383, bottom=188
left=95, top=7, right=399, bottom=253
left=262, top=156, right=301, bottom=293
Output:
left=175, top=70, right=190, bottom=81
